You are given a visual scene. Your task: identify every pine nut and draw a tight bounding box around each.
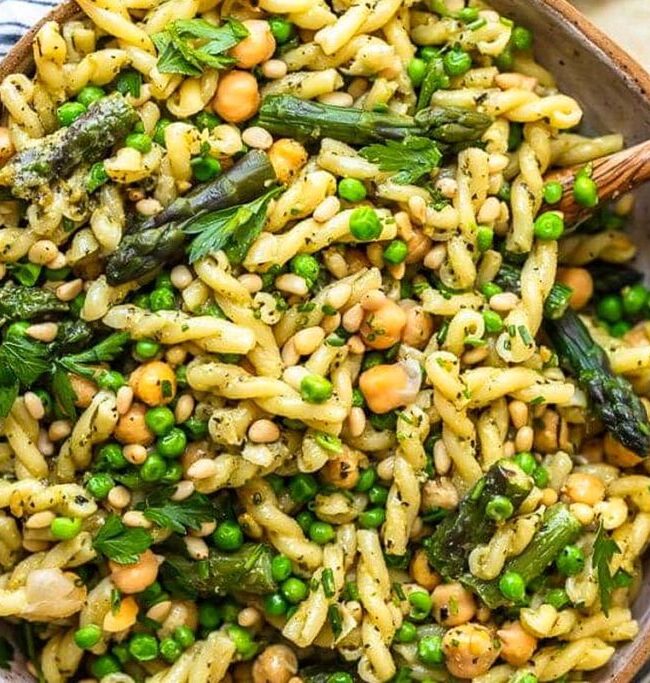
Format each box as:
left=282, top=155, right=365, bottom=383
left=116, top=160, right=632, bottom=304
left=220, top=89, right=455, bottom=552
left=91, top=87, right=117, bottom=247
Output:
left=433, top=439, right=451, bottom=474
left=175, top=394, right=195, bottom=424
left=170, top=265, right=193, bottom=290
left=347, top=407, right=366, bottom=437
left=261, top=59, right=288, bottom=79
left=184, top=536, right=209, bottom=560
left=360, top=289, right=386, bottom=311
left=28, top=240, right=58, bottom=265
left=541, top=488, right=558, bottom=506
left=166, top=346, right=187, bottom=366
left=242, top=126, right=273, bottom=150
left=461, top=346, right=489, bottom=365
left=503, top=440, right=516, bottom=458
left=342, top=304, right=364, bottom=333
left=48, top=420, right=71, bottom=441
left=570, top=502, right=595, bottom=526
left=37, top=429, right=54, bottom=456
left=281, top=338, right=300, bottom=367
left=238, top=273, right=263, bottom=293
left=508, top=400, right=529, bottom=430
left=26, top=322, right=58, bottom=342
left=248, top=419, right=280, bottom=443
left=325, top=282, right=352, bottom=310
left=187, top=458, right=218, bottom=479
left=489, top=292, right=519, bottom=311
left=388, top=262, right=406, bottom=280
left=318, top=91, right=354, bottom=107
left=147, top=600, right=172, bottom=623
left=514, top=425, right=534, bottom=452
left=23, top=539, right=49, bottom=553
left=293, top=327, right=323, bottom=357
left=24, top=392, right=45, bottom=420
left=477, top=197, right=501, bottom=224
left=25, top=511, right=56, bottom=529
left=347, top=77, right=368, bottom=98
left=116, top=386, right=134, bottom=415
left=276, top=273, right=308, bottom=296
left=488, top=153, right=509, bottom=174
left=123, top=444, right=147, bottom=465
left=123, top=511, right=153, bottom=528
left=322, top=247, right=348, bottom=277
left=171, top=481, right=195, bottom=501
left=408, top=195, right=427, bottom=224
left=238, top=606, right=262, bottom=628
left=136, top=198, right=163, bottom=216
left=190, top=520, right=217, bottom=537
left=321, top=312, right=340, bottom=334
left=347, top=334, right=365, bottom=354
left=395, top=211, right=414, bottom=240
left=366, top=243, right=384, bottom=268
left=313, top=196, right=340, bottom=223
left=424, top=245, right=447, bottom=270
left=436, top=177, right=458, bottom=199
left=48, top=253, right=67, bottom=271
left=108, top=486, right=131, bottom=509
left=377, top=456, right=395, bottom=481
left=283, top=365, right=309, bottom=389
left=56, top=279, right=83, bottom=302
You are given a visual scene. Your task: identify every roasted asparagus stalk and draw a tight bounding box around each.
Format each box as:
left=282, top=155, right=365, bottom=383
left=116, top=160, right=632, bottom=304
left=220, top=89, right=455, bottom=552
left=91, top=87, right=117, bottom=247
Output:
left=0, top=282, right=68, bottom=324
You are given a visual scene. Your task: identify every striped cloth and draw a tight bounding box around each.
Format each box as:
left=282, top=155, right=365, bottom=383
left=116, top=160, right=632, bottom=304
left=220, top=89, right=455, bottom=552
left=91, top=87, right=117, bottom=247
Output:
left=0, top=0, right=58, bottom=58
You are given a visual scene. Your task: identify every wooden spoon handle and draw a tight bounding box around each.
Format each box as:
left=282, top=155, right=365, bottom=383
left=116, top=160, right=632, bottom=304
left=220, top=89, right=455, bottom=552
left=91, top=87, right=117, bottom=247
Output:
left=544, top=139, right=650, bottom=224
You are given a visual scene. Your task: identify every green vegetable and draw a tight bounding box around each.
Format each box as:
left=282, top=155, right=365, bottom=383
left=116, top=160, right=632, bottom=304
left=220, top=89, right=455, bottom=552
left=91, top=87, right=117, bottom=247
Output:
left=271, top=554, right=292, bottom=581
left=498, top=571, right=526, bottom=602
left=417, top=56, right=449, bottom=111
left=57, top=101, right=87, bottom=127
left=417, top=634, right=444, bottom=665
left=300, top=374, right=333, bottom=403
left=115, top=69, right=142, bottom=98
left=195, top=111, right=221, bottom=131
left=160, top=637, right=182, bottom=663
left=407, top=57, right=427, bottom=86
left=483, top=309, right=504, bottom=333
left=140, top=488, right=216, bottom=534
left=358, top=507, right=386, bottom=529
left=264, top=592, right=288, bottom=615
left=360, top=136, right=442, bottom=185
left=291, top=253, right=320, bottom=284
left=289, top=473, right=318, bottom=503
left=157, top=428, right=187, bottom=458
left=586, top=261, right=643, bottom=295
left=384, top=240, right=409, bottom=264
left=349, top=206, right=382, bottom=240
left=309, top=521, right=336, bottom=544
left=408, top=590, right=432, bottom=620
left=476, top=225, right=494, bottom=252
left=556, top=544, right=585, bottom=576
left=213, top=520, right=244, bottom=550
left=368, top=485, right=389, bottom=506
left=76, top=86, right=105, bottom=107
left=91, top=655, right=121, bottom=678
left=545, top=588, right=570, bottom=609
left=281, top=577, right=308, bottom=603
left=99, top=443, right=129, bottom=470
left=543, top=180, right=563, bottom=205
left=74, top=625, right=102, bottom=649
left=97, top=370, right=125, bottom=391
left=486, top=495, right=514, bottom=520
left=395, top=621, right=417, bottom=643
left=173, top=626, right=195, bottom=648
left=426, top=460, right=533, bottom=579
left=0, top=93, right=138, bottom=199
left=534, top=211, right=565, bottom=240
left=513, top=451, right=536, bottom=475
left=125, top=132, right=152, bottom=153
left=443, top=48, right=472, bottom=76
left=543, top=283, right=573, bottom=320
left=191, top=155, right=222, bottom=182
left=153, top=18, right=249, bottom=76
left=0, top=282, right=68, bottom=325
left=338, top=177, right=367, bottom=202
left=268, top=17, right=295, bottom=44
left=128, top=634, right=158, bottom=662
left=136, top=339, right=160, bottom=358
left=622, top=284, right=648, bottom=316
left=573, top=174, right=599, bottom=208
left=86, top=474, right=115, bottom=500
left=145, top=406, right=175, bottom=435
left=593, top=521, right=621, bottom=614
left=355, top=468, right=376, bottom=492
left=153, top=118, right=172, bottom=146
left=92, top=514, right=153, bottom=565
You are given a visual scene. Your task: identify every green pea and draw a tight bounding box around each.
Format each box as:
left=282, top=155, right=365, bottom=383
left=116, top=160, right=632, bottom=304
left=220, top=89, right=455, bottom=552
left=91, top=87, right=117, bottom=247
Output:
left=481, top=282, right=503, bottom=299
left=140, top=452, right=167, bottom=481
left=297, top=510, right=315, bottom=534
left=87, top=161, right=109, bottom=193
left=545, top=588, right=570, bottom=610
left=407, top=57, right=427, bottom=86
left=486, top=495, right=514, bottom=521
left=162, top=461, right=184, bottom=484
left=443, top=48, right=472, bottom=76
left=300, top=374, right=333, bottom=404
left=514, top=451, right=537, bottom=475
left=183, top=416, right=208, bottom=439
left=191, top=155, right=222, bottom=182
left=338, top=177, right=367, bottom=202
left=268, top=16, right=295, bottom=44
left=145, top=406, right=175, bottom=436
left=309, top=520, right=336, bottom=544
left=125, top=133, right=152, bottom=153
left=271, top=554, right=292, bottom=582
left=358, top=507, right=386, bottom=529
left=543, top=181, right=563, bottom=205
left=198, top=602, right=222, bottom=629
left=418, top=46, right=439, bottom=61
left=281, top=577, right=308, bottom=604
left=361, top=351, right=384, bottom=371
left=195, top=111, right=221, bottom=131
left=86, top=473, right=114, bottom=499
left=368, top=484, right=389, bottom=506
left=383, top=239, right=408, bottom=265
left=573, top=175, right=599, bottom=208
left=417, top=634, right=444, bottom=665
left=112, top=643, right=131, bottom=665
left=556, top=544, right=585, bottom=576
left=512, top=26, right=534, bottom=51
left=98, top=443, right=128, bottom=470
left=355, top=468, right=376, bottom=492
left=497, top=179, right=512, bottom=202
left=476, top=225, right=494, bottom=252
left=622, top=284, right=648, bottom=317
left=483, top=309, right=504, bottom=334
left=173, top=626, right=195, bottom=649
left=153, top=118, right=172, bottom=146
left=97, top=370, right=125, bottom=392
left=57, top=101, right=87, bottom=127
left=128, top=633, right=159, bottom=662
left=597, top=294, right=624, bottom=323
left=132, top=292, right=151, bottom=309
left=349, top=206, right=382, bottom=240
left=327, top=675, right=354, bottom=683
left=395, top=621, right=417, bottom=643
left=290, top=253, right=320, bottom=284
left=160, top=637, right=182, bottom=663
left=458, top=7, right=479, bottom=22
left=533, top=465, right=550, bottom=488
left=610, top=320, right=632, bottom=337
left=77, top=85, right=105, bottom=107
left=533, top=212, right=565, bottom=240
left=495, top=44, right=514, bottom=71
left=50, top=516, right=82, bottom=540
left=157, top=428, right=187, bottom=458
left=213, top=520, right=244, bottom=551
left=288, top=473, right=319, bottom=503
left=135, top=338, right=160, bottom=358
left=264, top=592, right=289, bottom=615
left=74, top=624, right=102, bottom=649
left=149, top=287, right=175, bottom=311
left=517, top=675, right=538, bottom=683
left=408, top=590, right=432, bottom=620
left=90, top=655, right=121, bottom=678
left=498, top=570, right=526, bottom=602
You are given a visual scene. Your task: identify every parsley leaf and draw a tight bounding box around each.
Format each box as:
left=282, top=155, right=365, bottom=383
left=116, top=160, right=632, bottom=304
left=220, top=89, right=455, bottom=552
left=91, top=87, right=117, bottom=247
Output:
left=359, top=136, right=442, bottom=185
left=154, top=18, right=248, bottom=76
left=93, top=514, right=153, bottom=565
left=141, top=489, right=216, bottom=534
left=0, top=334, right=50, bottom=386
left=184, top=186, right=282, bottom=263
left=593, top=521, right=621, bottom=615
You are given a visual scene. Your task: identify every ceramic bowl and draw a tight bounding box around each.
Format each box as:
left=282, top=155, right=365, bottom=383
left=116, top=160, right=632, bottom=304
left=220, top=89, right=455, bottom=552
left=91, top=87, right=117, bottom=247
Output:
left=1, top=0, right=650, bottom=680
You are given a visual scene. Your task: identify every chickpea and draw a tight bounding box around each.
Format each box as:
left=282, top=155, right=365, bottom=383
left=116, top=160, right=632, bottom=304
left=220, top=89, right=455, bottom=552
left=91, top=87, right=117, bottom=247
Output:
left=230, top=20, right=276, bottom=68
left=103, top=595, right=139, bottom=632
left=114, top=402, right=154, bottom=445
left=556, top=267, right=594, bottom=310
left=69, top=373, right=98, bottom=408
left=400, top=303, right=434, bottom=349
left=0, top=127, right=14, bottom=165
left=432, top=583, right=476, bottom=626
left=563, top=472, right=606, bottom=505
left=213, top=71, right=260, bottom=124
left=268, top=138, right=308, bottom=184
left=129, top=361, right=177, bottom=406
left=109, top=549, right=159, bottom=594
left=442, top=624, right=501, bottom=679
left=497, top=620, right=537, bottom=666
left=359, top=363, right=411, bottom=414
left=604, top=432, right=644, bottom=467
left=360, top=299, right=407, bottom=350
left=320, top=446, right=360, bottom=489
left=409, top=548, right=441, bottom=591
left=252, top=644, right=298, bottom=683
left=405, top=229, right=432, bottom=264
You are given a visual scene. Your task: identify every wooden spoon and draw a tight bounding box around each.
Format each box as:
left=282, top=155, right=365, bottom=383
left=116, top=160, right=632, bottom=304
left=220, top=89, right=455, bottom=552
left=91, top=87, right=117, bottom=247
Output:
left=544, top=139, right=650, bottom=224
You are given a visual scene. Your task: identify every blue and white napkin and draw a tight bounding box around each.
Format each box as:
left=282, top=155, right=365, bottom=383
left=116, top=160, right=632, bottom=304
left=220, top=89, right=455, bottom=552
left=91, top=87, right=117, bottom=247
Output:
left=0, top=0, right=58, bottom=58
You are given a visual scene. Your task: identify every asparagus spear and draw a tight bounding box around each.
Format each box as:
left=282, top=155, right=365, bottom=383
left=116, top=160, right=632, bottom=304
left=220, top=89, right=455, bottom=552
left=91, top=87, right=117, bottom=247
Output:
left=256, top=95, right=492, bottom=146
left=463, top=504, right=582, bottom=608
left=302, top=665, right=361, bottom=682
left=105, top=150, right=277, bottom=284
left=586, top=260, right=643, bottom=295
left=160, top=543, right=277, bottom=598
left=426, top=461, right=533, bottom=579
left=0, top=282, right=68, bottom=325
left=0, top=93, right=138, bottom=199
